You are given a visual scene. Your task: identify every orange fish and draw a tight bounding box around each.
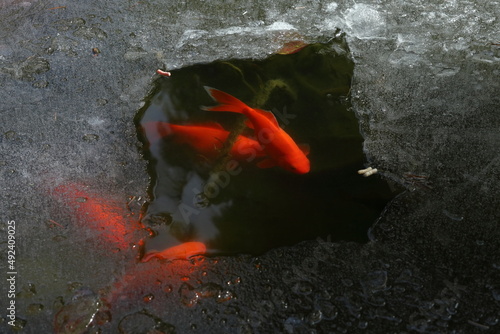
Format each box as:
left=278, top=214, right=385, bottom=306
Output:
left=203, top=87, right=310, bottom=174
left=142, top=121, right=266, bottom=162
left=141, top=241, right=207, bottom=262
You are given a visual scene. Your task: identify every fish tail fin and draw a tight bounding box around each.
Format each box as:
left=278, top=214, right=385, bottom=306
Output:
left=203, top=86, right=248, bottom=114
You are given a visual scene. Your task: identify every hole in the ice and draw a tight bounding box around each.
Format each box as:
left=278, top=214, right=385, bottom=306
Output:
left=135, top=36, right=399, bottom=256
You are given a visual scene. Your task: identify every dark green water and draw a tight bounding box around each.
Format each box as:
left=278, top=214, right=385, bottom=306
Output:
left=135, top=39, right=398, bottom=255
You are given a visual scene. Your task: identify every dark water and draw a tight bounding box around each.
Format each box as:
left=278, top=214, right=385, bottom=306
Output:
left=135, top=39, right=398, bottom=255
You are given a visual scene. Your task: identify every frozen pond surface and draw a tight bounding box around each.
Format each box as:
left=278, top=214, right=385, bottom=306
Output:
left=0, top=0, right=499, bottom=333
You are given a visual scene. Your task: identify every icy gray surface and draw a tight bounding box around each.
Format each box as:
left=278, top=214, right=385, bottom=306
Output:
left=1, top=0, right=499, bottom=333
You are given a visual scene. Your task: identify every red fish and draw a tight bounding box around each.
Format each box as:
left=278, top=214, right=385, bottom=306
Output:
left=50, top=182, right=143, bottom=251
left=141, top=121, right=266, bottom=162
left=203, top=87, right=310, bottom=174
left=141, top=241, right=207, bottom=262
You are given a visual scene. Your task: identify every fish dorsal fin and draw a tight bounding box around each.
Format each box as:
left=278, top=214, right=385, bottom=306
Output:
left=204, top=86, right=244, bottom=106
left=255, top=108, right=280, bottom=128
left=298, top=144, right=310, bottom=156
left=203, top=86, right=247, bottom=114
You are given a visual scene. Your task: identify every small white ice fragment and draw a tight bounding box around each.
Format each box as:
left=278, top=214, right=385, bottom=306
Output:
left=358, top=167, right=378, bottom=177
left=266, top=22, right=297, bottom=31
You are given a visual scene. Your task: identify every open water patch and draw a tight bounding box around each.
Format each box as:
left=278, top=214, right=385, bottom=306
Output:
left=135, top=36, right=399, bottom=256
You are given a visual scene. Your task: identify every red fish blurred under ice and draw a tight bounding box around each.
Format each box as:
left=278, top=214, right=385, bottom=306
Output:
left=141, top=121, right=266, bottom=162
left=50, top=182, right=143, bottom=251
left=48, top=182, right=210, bottom=332
left=141, top=241, right=207, bottom=262
left=204, top=87, right=310, bottom=174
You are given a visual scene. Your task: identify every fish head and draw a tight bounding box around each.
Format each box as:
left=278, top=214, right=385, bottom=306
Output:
left=283, top=154, right=310, bottom=174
